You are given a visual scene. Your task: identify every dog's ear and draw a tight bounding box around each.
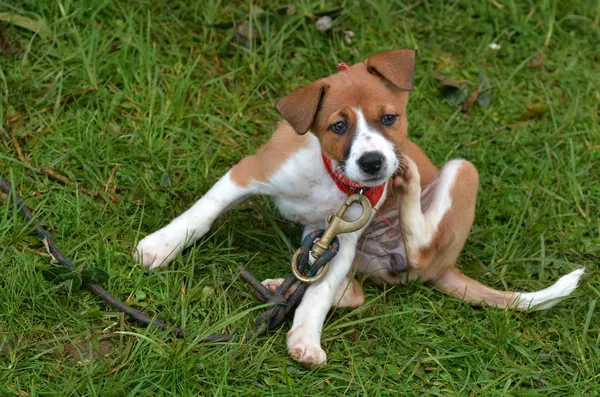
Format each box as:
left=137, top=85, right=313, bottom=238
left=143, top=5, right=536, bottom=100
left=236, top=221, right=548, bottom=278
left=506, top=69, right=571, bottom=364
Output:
left=276, top=82, right=328, bottom=135
left=366, top=49, right=417, bottom=91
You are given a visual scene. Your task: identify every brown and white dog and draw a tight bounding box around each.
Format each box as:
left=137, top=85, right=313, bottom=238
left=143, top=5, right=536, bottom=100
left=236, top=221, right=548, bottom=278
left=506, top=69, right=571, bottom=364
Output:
left=134, top=50, right=584, bottom=365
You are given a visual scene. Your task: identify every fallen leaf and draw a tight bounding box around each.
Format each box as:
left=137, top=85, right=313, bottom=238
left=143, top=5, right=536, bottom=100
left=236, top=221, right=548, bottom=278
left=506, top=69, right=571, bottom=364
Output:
left=440, top=84, right=468, bottom=106
left=524, top=103, right=549, bottom=118
left=477, top=70, right=493, bottom=108
left=201, top=286, right=215, bottom=302
left=434, top=73, right=469, bottom=106
left=529, top=52, right=544, bottom=70
left=433, top=72, right=461, bottom=88
left=478, top=91, right=492, bottom=108
left=236, top=21, right=259, bottom=40
left=0, top=12, right=49, bottom=37
left=435, top=53, right=456, bottom=69
left=159, top=171, right=172, bottom=187
left=42, top=267, right=75, bottom=283
left=461, top=84, right=482, bottom=112
left=315, top=16, right=333, bottom=31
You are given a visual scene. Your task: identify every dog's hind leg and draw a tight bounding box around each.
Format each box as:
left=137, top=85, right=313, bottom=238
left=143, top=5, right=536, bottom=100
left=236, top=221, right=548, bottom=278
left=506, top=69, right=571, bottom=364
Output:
left=394, top=156, right=584, bottom=309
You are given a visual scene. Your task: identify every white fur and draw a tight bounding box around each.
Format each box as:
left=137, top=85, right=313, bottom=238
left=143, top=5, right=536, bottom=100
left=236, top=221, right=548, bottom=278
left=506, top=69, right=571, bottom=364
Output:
left=135, top=116, right=583, bottom=366
left=287, top=231, right=361, bottom=364
left=514, top=268, right=585, bottom=310
left=135, top=131, right=387, bottom=364
left=398, top=157, right=464, bottom=257
left=424, top=160, right=460, bottom=227
left=264, top=136, right=351, bottom=229
left=135, top=171, right=252, bottom=269
left=345, top=109, right=399, bottom=186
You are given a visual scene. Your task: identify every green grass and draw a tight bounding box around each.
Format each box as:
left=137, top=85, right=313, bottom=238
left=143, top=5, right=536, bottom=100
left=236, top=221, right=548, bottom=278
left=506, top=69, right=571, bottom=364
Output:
left=1, top=0, right=599, bottom=395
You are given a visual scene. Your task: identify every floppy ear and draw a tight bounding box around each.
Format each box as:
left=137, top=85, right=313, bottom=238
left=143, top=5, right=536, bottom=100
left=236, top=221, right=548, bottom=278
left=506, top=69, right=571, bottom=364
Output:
left=276, top=82, right=328, bottom=135
left=365, top=49, right=417, bottom=91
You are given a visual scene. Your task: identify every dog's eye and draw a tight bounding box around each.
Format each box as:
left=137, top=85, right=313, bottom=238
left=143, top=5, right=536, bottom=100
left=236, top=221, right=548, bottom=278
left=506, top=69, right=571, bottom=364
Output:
left=381, top=114, right=397, bottom=126
left=330, top=121, right=348, bottom=134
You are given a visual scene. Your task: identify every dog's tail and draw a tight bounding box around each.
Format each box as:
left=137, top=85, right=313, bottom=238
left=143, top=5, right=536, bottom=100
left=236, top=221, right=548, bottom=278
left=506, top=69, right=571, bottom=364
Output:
left=434, top=268, right=585, bottom=310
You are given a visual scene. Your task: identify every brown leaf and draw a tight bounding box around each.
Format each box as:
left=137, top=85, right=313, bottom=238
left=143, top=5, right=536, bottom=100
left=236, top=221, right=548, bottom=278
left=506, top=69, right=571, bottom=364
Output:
left=236, top=21, right=259, bottom=40
left=461, top=84, right=483, bottom=112
left=0, top=24, right=13, bottom=59
left=529, top=52, right=544, bottom=70
left=435, top=52, right=456, bottom=69
left=433, top=72, right=460, bottom=88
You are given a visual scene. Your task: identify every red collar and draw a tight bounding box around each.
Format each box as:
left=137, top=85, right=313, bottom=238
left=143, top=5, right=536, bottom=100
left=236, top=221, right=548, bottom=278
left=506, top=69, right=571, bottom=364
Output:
left=321, top=152, right=386, bottom=207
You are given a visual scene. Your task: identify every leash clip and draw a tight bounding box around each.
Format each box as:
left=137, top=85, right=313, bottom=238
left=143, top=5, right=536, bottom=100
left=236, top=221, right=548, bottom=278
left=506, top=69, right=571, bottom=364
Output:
left=291, top=194, right=372, bottom=284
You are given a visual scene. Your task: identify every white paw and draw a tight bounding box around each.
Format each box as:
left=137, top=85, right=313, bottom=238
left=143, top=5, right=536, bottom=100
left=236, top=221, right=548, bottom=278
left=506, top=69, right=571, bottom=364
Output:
left=134, top=227, right=188, bottom=269
left=287, top=328, right=327, bottom=366
left=261, top=278, right=298, bottom=299
left=393, top=155, right=421, bottom=197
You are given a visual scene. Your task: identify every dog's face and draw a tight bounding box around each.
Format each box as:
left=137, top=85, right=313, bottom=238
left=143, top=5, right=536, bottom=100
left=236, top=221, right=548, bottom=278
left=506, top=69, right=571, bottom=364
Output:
left=276, top=50, right=416, bottom=186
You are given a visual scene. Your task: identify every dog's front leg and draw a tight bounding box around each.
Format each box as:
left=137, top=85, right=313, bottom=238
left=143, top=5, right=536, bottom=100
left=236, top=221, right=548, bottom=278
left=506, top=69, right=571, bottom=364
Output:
left=287, top=231, right=359, bottom=366
left=394, top=155, right=478, bottom=280
left=135, top=170, right=256, bottom=269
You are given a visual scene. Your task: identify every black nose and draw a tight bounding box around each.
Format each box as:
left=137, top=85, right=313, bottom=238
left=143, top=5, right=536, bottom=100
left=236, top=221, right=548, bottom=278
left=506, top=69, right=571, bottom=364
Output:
left=358, top=151, right=384, bottom=175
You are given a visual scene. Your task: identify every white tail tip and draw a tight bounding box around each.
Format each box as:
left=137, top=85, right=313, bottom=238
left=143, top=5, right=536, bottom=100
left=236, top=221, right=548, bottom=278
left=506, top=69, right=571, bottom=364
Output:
left=515, top=268, right=585, bottom=311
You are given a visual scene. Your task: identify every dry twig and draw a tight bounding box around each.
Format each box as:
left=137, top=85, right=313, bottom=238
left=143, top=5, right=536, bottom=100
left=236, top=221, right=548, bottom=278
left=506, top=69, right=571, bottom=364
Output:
left=10, top=124, right=117, bottom=203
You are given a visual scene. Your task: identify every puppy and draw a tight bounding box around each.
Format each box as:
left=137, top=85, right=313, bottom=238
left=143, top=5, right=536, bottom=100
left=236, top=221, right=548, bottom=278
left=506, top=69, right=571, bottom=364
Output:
left=135, top=50, right=584, bottom=365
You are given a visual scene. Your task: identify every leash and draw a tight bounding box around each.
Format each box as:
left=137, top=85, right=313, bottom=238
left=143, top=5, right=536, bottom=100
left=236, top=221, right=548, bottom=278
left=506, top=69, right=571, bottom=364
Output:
left=0, top=177, right=229, bottom=342
left=1, top=177, right=372, bottom=341
left=2, top=61, right=377, bottom=341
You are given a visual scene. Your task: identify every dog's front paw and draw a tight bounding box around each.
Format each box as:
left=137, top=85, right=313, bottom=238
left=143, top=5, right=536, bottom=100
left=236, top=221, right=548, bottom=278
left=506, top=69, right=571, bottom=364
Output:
left=134, top=228, right=186, bottom=269
left=393, top=155, right=421, bottom=197
left=287, top=328, right=327, bottom=367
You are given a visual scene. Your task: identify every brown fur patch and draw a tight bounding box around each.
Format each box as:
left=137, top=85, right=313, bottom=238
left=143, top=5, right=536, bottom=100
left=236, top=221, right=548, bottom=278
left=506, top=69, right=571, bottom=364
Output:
left=435, top=269, right=516, bottom=308
left=310, top=63, right=411, bottom=162
left=413, top=161, right=479, bottom=281
left=234, top=58, right=422, bottom=187
left=229, top=121, right=311, bottom=187
left=334, top=278, right=365, bottom=308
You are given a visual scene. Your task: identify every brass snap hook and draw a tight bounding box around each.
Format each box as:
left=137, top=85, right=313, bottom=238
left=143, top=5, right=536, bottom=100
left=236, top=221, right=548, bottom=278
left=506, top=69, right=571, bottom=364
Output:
left=291, top=194, right=373, bottom=284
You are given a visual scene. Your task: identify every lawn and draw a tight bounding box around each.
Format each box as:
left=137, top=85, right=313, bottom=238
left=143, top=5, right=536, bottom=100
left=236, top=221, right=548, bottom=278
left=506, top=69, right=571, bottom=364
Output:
left=1, top=0, right=599, bottom=395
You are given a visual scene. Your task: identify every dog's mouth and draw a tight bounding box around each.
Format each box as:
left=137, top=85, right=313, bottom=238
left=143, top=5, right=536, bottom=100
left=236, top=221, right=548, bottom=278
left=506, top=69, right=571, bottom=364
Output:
left=340, top=165, right=393, bottom=187
left=357, top=174, right=389, bottom=186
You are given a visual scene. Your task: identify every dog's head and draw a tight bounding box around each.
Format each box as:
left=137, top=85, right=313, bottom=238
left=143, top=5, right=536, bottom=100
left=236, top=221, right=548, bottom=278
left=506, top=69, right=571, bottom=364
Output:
left=276, top=49, right=416, bottom=186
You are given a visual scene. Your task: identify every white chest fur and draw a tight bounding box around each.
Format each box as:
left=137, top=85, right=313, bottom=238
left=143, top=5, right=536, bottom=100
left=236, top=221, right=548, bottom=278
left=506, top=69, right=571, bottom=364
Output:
left=262, top=135, right=384, bottom=230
